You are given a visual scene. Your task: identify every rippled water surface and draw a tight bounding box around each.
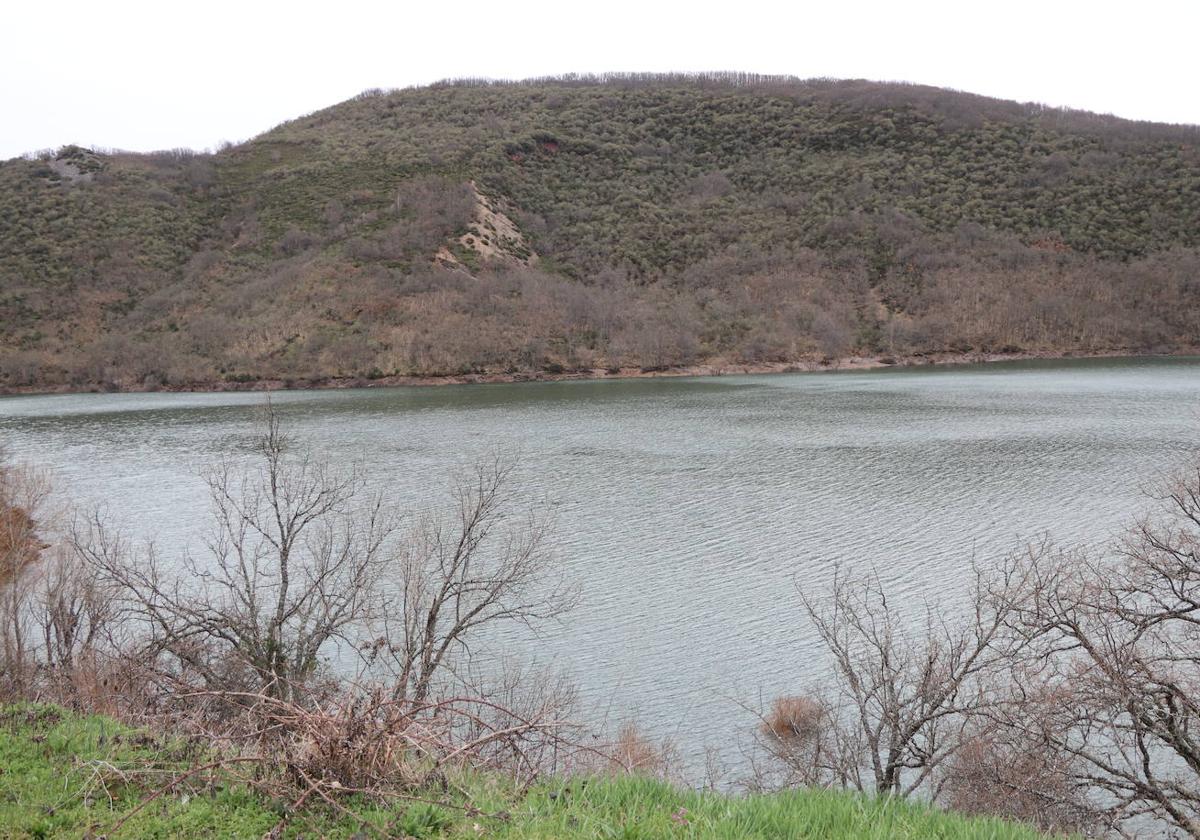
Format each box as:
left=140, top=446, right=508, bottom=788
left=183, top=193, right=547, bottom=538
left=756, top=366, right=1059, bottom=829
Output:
left=3, top=357, right=1199, bottom=767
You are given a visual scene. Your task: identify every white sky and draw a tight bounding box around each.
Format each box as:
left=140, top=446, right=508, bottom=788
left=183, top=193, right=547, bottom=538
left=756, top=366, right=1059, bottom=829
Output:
left=2, top=0, right=1197, bottom=160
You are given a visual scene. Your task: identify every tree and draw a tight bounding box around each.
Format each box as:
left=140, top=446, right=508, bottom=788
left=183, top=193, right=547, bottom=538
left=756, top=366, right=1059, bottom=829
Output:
left=364, top=455, right=576, bottom=704
left=77, top=405, right=394, bottom=701
left=993, top=461, right=1200, bottom=837
left=755, top=458, right=1200, bottom=835
left=766, top=560, right=1027, bottom=798
left=76, top=404, right=574, bottom=710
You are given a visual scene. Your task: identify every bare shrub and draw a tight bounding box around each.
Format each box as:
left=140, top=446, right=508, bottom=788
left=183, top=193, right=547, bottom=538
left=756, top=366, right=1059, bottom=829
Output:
left=0, top=351, right=42, bottom=387
left=762, top=695, right=825, bottom=747
left=99, top=683, right=580, bottom=836
left=686, top=170, right=734, bottom=202
left=193, top=686, right=576, bottom=794
left=0, top=505, right=42, bottom=589
left=386, top=176, right=476, bottom=257
left=443, top=659, right=581, bottom=782
left=608, top=722, right=676, bottom=777
left=34, top=543, right=119, bottom=670
left=277, top=226, right=318, bottom=256
left=0, top=454, right=49, bottom=588
left=184, top=158, right=215, bottom=189
left=572, top=721, right=677, bottom=780
left=322, top=198, right=345, bottom=228
left=0, top=451, right=128, bottom=709
left=942, top=724, right=1099, bottom=835
left=746, top=693, right=842, bottom=791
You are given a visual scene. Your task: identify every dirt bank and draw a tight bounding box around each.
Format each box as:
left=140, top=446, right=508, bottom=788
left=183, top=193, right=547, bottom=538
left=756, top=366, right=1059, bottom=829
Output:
left=4, top=347, right=1197, bottom=398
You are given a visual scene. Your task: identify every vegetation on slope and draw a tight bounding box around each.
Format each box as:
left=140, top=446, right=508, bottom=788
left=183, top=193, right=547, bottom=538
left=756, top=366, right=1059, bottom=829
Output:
left=2, top=73, right=1199, bottom=390
left=0, top=704, right=1055, bottom=840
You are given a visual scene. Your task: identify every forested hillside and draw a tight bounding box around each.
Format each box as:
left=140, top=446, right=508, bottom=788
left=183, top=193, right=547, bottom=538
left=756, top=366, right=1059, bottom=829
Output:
left=2, top=73, right=1199, bottom=391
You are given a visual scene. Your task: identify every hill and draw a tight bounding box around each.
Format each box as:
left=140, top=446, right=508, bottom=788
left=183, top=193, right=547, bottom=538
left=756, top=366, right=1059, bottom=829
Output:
left=2, top=73, right=1199, bottom=391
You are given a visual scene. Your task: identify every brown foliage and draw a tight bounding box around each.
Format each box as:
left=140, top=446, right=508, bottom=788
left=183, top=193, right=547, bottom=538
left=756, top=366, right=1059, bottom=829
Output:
left=0, top=505, right=43, bottom=588
left=943, top=729, right=1098, bottom=835
left=608, top=722, right=672, bottom=777
left=748, top=694, right=836, bottom=791
left=1, top=452, right=53, bottom=695
left=761, top=695, right=825, bottom=746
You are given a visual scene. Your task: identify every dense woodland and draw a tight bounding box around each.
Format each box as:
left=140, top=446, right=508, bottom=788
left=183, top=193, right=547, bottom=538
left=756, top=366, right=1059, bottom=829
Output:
left=2, top=73, right=1199, bottom=390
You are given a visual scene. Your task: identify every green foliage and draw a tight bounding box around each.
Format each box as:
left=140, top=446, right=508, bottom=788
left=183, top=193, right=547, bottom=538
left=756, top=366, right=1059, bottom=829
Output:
left=0, top=704, right=1062, bottom=840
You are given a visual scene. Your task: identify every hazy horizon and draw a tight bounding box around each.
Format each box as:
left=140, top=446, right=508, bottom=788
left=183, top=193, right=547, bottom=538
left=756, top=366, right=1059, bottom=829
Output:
left=9, top=72, right=1200, bottom=162
left=2, top=0, right=1198, bottom=160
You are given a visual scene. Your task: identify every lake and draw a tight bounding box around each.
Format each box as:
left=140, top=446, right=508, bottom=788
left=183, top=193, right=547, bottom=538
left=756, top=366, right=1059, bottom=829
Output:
left=3, top=356, right=1199, bottom=775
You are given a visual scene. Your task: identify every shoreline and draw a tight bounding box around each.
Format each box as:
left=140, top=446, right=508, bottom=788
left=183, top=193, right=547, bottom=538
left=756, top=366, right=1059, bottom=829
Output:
left=2, top=347, right=1197, bottom=397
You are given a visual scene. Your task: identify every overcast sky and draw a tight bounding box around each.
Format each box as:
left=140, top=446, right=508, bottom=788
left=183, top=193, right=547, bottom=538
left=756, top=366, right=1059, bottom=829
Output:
left=2, top=0, right=1196, bottom=160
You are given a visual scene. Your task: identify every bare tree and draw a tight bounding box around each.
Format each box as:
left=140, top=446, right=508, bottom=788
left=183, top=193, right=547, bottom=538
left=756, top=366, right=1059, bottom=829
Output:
left=993, top=461, right=1200, bottom=838
left=76, top=405, right=395, bottom=701
left=776, top=561, right=1027, bottom=798
left=363, top=455, right=576, bottom=704
left=74, top=406, right=573, bottom=715
left=753, top=460, right=1200, bottom=836
left=0, top=446, right=128, bottom=708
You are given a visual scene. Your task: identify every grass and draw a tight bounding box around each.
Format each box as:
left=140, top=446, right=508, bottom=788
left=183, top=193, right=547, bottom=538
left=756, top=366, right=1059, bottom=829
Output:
left=0, top=703, right=1058, bottom=839
left=493, top=778, right=1058, bottom=839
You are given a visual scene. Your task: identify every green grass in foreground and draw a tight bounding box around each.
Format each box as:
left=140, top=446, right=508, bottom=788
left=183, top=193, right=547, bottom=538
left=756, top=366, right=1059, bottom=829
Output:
left=0, top=704, right=1057, bottom=839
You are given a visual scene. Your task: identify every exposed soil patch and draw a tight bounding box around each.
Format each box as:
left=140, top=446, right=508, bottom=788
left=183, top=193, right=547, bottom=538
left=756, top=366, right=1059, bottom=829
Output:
left=436, top=182, right=537, bottom=269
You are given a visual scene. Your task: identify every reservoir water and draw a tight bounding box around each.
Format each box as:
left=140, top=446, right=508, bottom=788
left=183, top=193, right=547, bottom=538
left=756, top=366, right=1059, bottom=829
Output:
left=3, top=356, right=1198, bottom=772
